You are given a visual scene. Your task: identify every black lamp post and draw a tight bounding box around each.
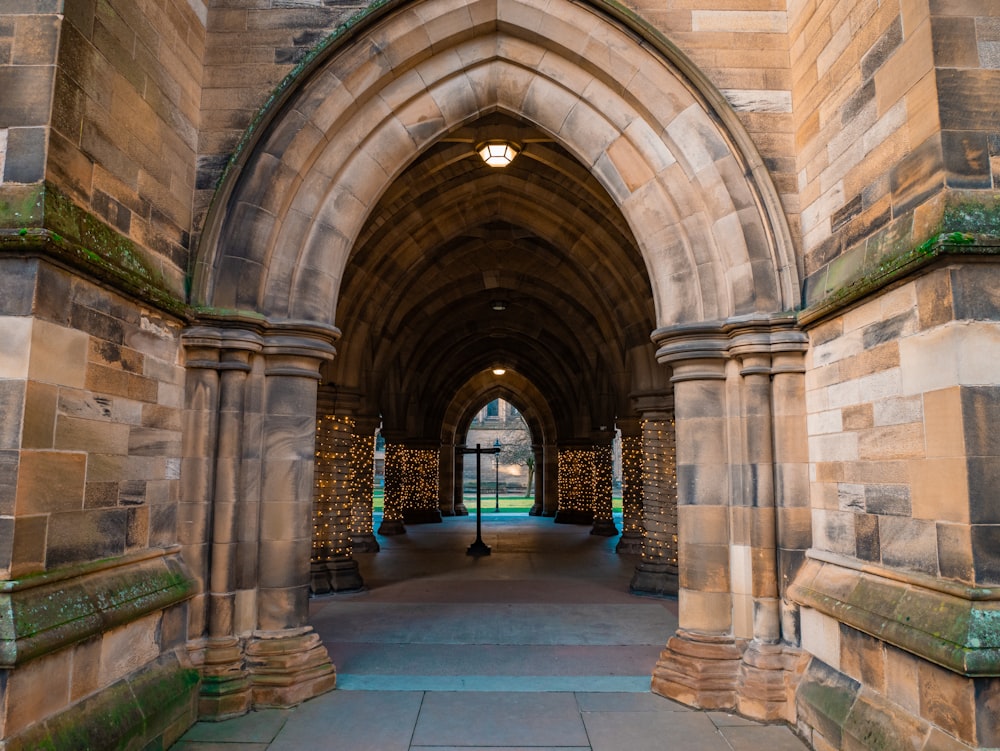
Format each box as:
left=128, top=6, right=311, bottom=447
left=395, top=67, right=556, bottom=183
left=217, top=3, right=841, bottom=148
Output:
left=494, top=438, right=501, bottom=511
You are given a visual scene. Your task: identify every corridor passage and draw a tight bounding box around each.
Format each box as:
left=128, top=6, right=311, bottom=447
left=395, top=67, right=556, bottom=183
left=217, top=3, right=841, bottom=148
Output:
left=173, top=517, right=809, bottom=751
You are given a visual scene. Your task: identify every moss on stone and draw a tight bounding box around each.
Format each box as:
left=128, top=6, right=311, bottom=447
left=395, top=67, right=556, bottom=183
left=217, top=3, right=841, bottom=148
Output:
left=0, top=182, right=190, bottom=318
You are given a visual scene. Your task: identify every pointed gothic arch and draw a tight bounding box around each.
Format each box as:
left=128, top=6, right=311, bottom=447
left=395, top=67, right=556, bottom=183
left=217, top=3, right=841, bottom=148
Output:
left=194, top=0, right=799, bottom=331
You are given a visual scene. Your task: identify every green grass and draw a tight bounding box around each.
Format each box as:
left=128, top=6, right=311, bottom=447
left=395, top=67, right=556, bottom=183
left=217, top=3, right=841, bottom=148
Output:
left=371, top=490, right=622, bottom=513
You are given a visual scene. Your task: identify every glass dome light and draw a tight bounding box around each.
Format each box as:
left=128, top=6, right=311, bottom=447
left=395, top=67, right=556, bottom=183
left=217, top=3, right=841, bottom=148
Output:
left=478, top=141, right=520, bottom=167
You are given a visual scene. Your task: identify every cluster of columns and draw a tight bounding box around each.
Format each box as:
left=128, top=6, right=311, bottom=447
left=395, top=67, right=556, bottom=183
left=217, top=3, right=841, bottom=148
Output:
left=649, top=319, right=811, bottom=721
left=181, top=323, right=339, bottom=718
left=553, top=436, right=619, bottom=536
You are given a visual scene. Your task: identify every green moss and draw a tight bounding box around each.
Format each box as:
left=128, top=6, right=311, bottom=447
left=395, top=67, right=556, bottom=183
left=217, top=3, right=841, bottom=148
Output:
left=0, top=183, right=190, bottom=318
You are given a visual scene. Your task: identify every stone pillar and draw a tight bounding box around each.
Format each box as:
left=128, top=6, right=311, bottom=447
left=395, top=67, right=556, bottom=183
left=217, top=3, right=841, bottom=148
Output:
left=378, top=436, right=407, bottom=535
left=247, top=329, right=337, bottom=707
left=453, top=447, right=469, bottom=515
left=310, top=411, right=363, bottom=594
left=529, top=444, right=544, bottom=516
left=733, top=348, right=810, bottom=722
left=651, top=356, right=744, bottom=708
left=182, top=327, right=260, bottom=719
left=554, top=444, right=595, bottom=524
left=400, top=439, right=442, bottom=524
left=630, top=401, right=678, bottom=596
left=591, top=434, right=619, bottom=536
left=350, top=416, right=380, bottom=553
left=439, top=442, right=456, bottom=516
left=541, top=443, right=559, bottom=517
left=616, top=419, right=644, bottom=554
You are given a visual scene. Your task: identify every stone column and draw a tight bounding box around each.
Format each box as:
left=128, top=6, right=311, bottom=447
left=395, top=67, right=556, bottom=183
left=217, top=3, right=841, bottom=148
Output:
left=378, top=436, right=407, bottom=535
left=453, top=447, right=469, bottom=515
left=529, top=444, right=544, bottom=516
left=182, top=326, right=261, bottom=719
left=616, top=419, right=644, bottom=555
left=541, top=443, right=559, bottom=517
left=350, top=416, right=381, bottom=552
left=629, top=401, right=678, bottom=595
left=247, top=329, right=337, bottom=707
left=439, top=441, right=456, bottom=516
left=554, top=443, right=595, bottom=524
left=651, top=355, right=744, bottom=708
left=399, top=439, right=442, bottom=524
left=310, top=411, right=363, bottom=594
left=591, top=434, right=619, bottom=536
left=734, top=348, right=810, bottom=722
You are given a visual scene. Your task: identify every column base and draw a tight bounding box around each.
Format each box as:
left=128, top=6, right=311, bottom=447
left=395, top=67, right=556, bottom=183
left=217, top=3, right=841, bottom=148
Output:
left=590, top=519, right=619, bottom=537
left=528, top=502, right=542, bottom=516
left=246, top=627, right=337, bottom=708
left=616, top=532, right=643, bottom=554
left=193, top=637, right=252, bottom=720
left=310, top=557, right=364, bottom=594
left=735, top=641, right=809, bottom=723
left=651, top=630, right=747, bottom=709
left=454, top=502, right=470, bottom=516
left=553, top=509, right=594, bottom=525
left=402, top=509, right=443, bottom=524
left=377, top=518, right=406, bottom=535
left=351, top=532, right=380, bottom=553
left=629, top=560, right=678, bottom=597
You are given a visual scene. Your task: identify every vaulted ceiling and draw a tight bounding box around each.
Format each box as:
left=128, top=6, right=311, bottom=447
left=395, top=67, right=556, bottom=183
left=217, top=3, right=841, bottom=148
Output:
left=324, top=112, right=662, bottom=442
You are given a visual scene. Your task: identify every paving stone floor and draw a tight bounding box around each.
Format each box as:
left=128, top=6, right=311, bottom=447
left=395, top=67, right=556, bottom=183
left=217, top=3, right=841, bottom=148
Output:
left=173, top=513, right=810, bottom=751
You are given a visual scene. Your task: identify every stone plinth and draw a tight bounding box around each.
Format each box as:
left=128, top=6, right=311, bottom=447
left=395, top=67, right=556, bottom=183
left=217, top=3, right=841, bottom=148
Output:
left=246, top=628, right=337, bottom=708
left=652, top=630, right=747, bottom=709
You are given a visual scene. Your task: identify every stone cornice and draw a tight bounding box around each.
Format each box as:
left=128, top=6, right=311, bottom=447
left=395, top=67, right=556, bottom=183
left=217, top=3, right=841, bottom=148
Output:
left=0, top=548, right=196, bottom=668
left=789, top=554, right=1000, bottom=678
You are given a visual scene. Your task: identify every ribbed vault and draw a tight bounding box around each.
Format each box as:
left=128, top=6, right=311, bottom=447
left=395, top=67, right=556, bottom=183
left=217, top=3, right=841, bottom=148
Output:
left=196, top=0, right=799, bottom=444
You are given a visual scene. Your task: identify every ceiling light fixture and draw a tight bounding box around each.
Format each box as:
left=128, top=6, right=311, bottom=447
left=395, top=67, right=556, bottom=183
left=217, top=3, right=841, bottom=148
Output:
left=477, top=140, right=520, bottom=168
left=492, top=366, right=507, bottom=376
left=490, top=299, right=507, bottom=311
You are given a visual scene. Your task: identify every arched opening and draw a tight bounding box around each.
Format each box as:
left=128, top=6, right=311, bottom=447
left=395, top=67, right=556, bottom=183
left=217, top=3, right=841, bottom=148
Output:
left=185, top=0, right=802, bottom=720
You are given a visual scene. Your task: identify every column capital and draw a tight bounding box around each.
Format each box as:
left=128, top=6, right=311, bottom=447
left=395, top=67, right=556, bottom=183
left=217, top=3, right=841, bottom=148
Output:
left=182, top=325, right=264, bottom=370
left=652, top=315, right=807, bottom=373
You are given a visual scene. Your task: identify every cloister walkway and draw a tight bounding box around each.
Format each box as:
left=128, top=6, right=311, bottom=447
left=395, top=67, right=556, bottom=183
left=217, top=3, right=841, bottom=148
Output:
left=172, top=516, right=809, bottom=751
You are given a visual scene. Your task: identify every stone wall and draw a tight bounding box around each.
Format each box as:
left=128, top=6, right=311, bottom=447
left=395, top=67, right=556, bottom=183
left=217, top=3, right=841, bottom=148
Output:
left=795, top=261, right=1000, bottom=750
left=47, top=0, right=206, bottom=297
left=0, top=257, right=197, bottom=749
left=792, top=0, right=1000, bottom=312
left=0, top=259, right=185, bottom=577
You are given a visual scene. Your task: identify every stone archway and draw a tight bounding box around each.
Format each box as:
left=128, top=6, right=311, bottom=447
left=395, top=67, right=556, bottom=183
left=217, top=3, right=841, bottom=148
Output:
left=186, top=0, right=806, bottom=723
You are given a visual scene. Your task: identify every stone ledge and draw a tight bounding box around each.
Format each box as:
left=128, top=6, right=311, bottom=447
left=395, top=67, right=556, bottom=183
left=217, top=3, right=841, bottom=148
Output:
left=0, top=548, right=196, bottom=667
left=0, top=182, right=188, bottom=318
left=789, top=555, right=1000, bottom=678
left=1, top=651, right=199, bottom=751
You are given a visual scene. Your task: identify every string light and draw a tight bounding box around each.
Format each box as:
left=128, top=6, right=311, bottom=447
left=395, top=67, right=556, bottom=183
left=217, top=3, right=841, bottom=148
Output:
left=593, top=444, right=615, bottom=527
left=383, top=444, right=439, bottom=521
left=639, top=417, right=677, bottom=569
left=620, top=430, right=644, bottom=537
left=313, top=414, right=355, bottom=562
left=350, top=430, right=376, bottom=541
left=557, top=448, right=596, bottom=519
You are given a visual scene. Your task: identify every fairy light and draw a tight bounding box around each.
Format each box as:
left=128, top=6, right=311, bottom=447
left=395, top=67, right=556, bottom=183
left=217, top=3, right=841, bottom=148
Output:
left=593, top=443, right=614, bottom=525
left=620, top=429, right=644, bottom=536
left=640, top=417, right=677, bottom=568
left=350, top=430, right=376, bottom=538
left=557, top=448, right=596, bottom=517
left=383, top=444, right=440, bottom=521
left=313, top=414, right=355, bottom=562
left=382, top=443, right=406, bottom=526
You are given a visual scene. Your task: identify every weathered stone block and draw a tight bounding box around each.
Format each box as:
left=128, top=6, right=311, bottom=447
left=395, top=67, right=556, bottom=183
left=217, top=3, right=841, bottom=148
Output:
left=14, top=449, right=86, bottom=515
